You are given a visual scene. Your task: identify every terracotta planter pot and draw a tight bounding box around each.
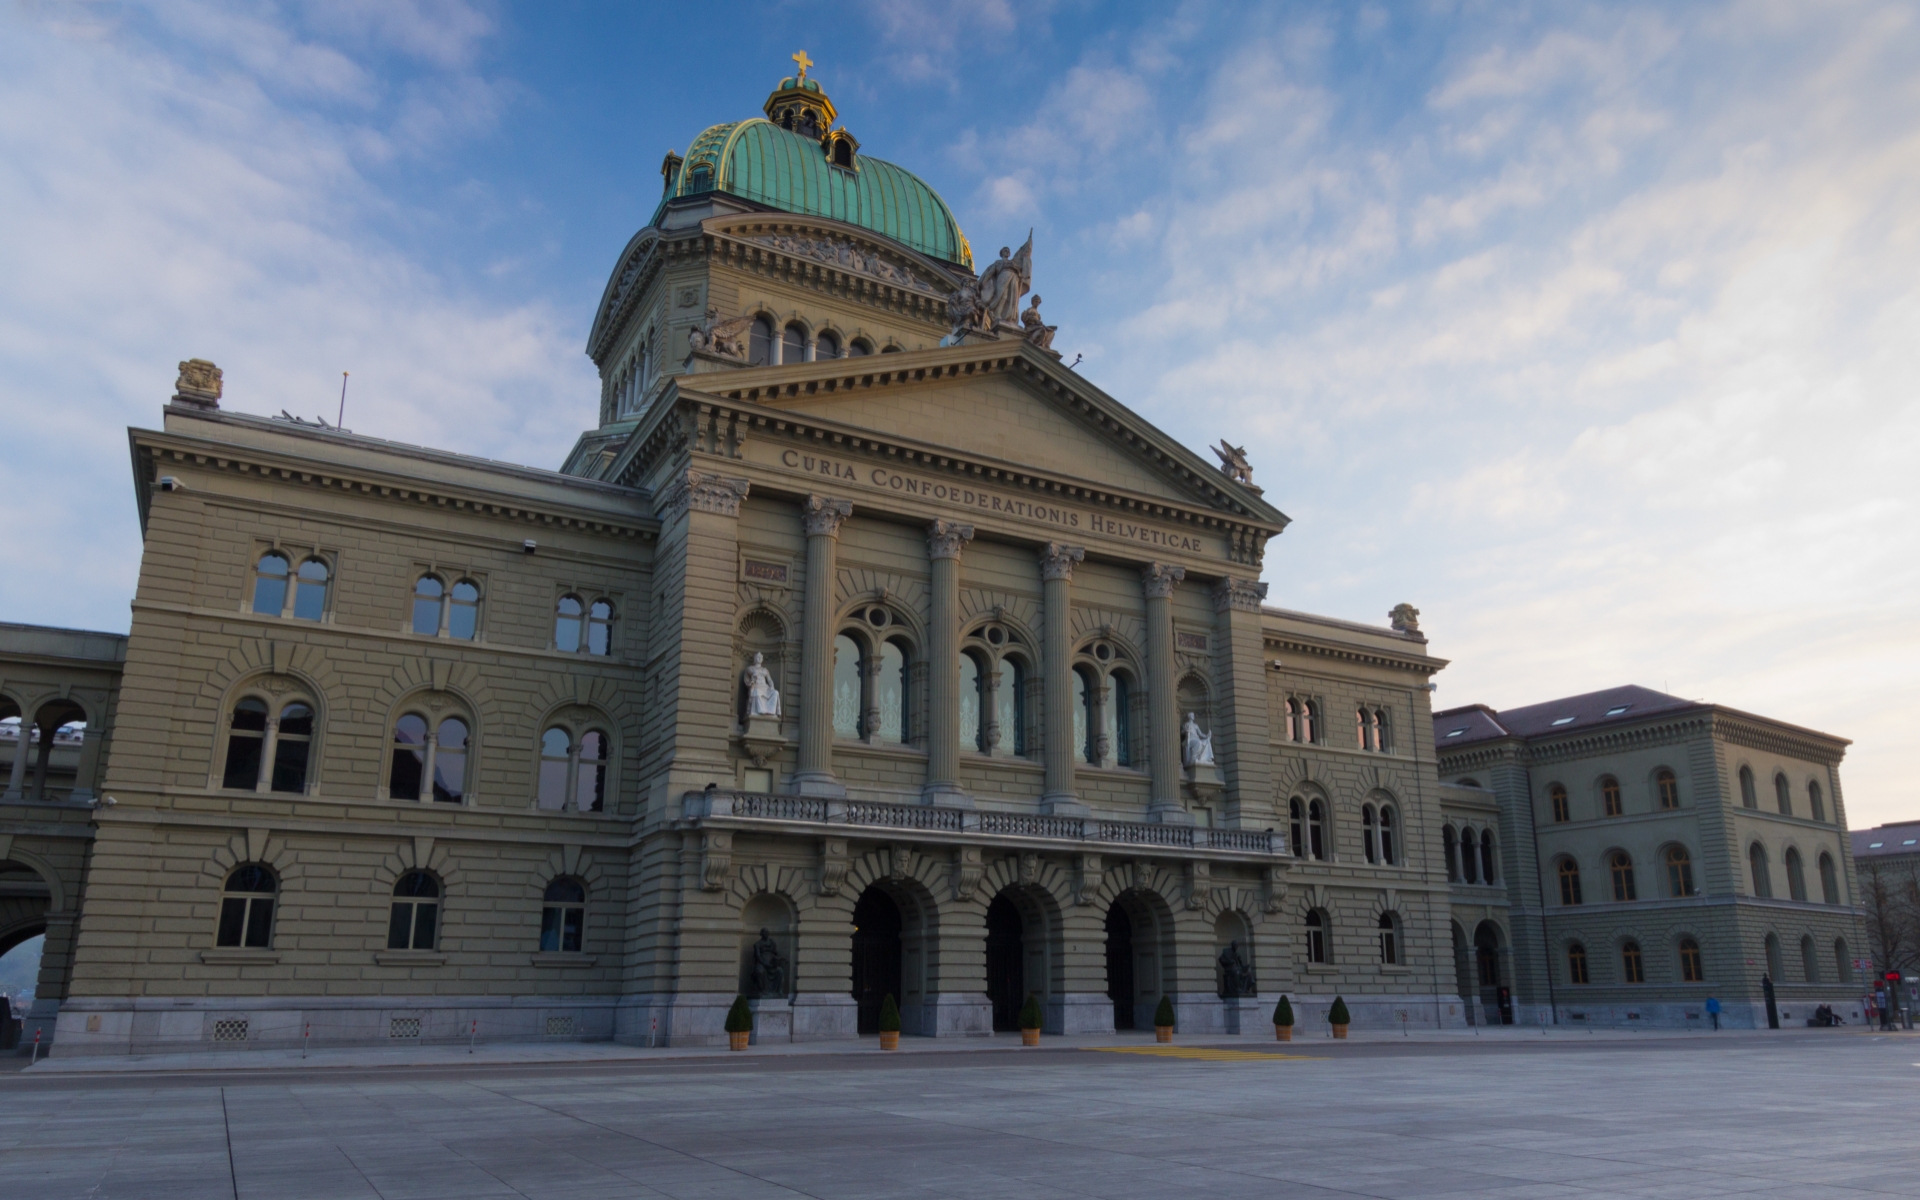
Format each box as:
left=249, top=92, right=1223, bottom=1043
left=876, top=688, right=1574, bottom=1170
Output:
left=728, top=1030, right=749, bottom=1051
left=1275, top=1025, right=1293, bottom=1042
left=1331, top=1023, right=1349, bottom=1039
left=1021, top=1028, right=1041, bottom=1047
left=879, top=1030, right=900, bottom=1051
left=1155, top=1025, right=1173, bottom=1043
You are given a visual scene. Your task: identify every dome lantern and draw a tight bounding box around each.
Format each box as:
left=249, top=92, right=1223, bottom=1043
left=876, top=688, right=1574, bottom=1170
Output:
left=763, top=50, right=838, bottom=142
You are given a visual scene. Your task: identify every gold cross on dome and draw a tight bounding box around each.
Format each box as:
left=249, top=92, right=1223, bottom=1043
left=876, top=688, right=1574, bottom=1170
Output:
left=792, top=50, right=813, bottom=80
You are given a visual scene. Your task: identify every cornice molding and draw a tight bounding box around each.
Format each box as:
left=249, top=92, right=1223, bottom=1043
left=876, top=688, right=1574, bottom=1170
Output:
left=1712, top=712, right=1849, bottom=765
left=1262, top=631, right=1441, bottom=676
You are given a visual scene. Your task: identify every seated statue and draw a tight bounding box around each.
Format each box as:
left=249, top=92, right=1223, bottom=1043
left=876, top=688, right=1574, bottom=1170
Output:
left=1183, top=711, right=1215, bottom=768
left=742, top=652, right=780, bottom=718
left=747, top=928, right=789, bottom=998
left=1218, top=941, right=1256, bottom=998
left=1020, top=295, right=1057, bottom=352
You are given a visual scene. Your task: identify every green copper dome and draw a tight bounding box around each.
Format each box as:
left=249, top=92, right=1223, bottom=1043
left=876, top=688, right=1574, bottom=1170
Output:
left=656, top=94, right=972, bottom=269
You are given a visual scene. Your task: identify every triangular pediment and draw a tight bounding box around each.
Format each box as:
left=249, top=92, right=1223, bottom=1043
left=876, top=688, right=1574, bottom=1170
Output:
left=677, top=341, right=1286, bottom=529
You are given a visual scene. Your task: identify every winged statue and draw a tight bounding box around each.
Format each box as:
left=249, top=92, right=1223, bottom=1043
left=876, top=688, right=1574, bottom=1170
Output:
left=1212, top=440, right=1253, bottom=486
left=688, top=306, right=758, bottom=361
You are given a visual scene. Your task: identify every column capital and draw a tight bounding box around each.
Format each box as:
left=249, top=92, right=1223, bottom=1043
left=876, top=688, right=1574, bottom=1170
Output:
left=1141, top=562, right=1187, bottom=599
left=1210, top=576, right=1268, bottom=613
left=926, top=520, right=975, bottom=561
left=1039, top=543, right=1085, bottom=582
left=802, top=495, right=853, bottom=538
left=662, top=469, right=750, bottom=521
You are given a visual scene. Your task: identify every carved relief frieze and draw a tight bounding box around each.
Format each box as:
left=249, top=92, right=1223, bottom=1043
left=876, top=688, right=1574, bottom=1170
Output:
left=1074, top=853, right=1103, bottom=906
left=953, top=845, right=983, bottom=901
left=1211, top=577, right=1268, bottom=614
left=661, top=469, right=750, bottom=522
left=1185, top=860, right=1212, bottom=911
left=700, top=829, right=733, bottom=892
left=818, top=838, right=848, bottom=896
left=746, top=231, right=941, bottom=295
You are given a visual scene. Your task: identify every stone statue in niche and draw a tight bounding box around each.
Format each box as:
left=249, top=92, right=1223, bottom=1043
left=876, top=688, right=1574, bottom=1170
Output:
left=1212, top=441, right=1253, bottom=486
left=688, top=306, right=754, bottom=360
left=1020, top=295, right=1058, bottom=353
left=976, top=233, right=1033, bottom=329
left=742, top=652, right=781, bottom=718
left=1183, top=712, right=1215, bottom=768
left=747, top=928, right=789, bottom=998
left=1217, top=941, right=1257, bottom=998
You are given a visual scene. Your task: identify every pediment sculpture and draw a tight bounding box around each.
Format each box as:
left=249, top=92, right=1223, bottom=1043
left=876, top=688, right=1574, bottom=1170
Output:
left=688, top=306, right=754, bottom=360
left=1182, top=711, right=1215, bottom=768
left=1213, top=441, right=1253, bottom=486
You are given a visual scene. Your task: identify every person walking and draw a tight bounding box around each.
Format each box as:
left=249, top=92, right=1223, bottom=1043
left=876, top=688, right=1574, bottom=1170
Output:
left=1705, top=995, right=1721, bottom=1031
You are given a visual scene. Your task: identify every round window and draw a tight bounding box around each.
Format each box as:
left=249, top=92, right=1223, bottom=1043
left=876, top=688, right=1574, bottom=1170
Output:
left=1094, top=642, right=1113, bottom=661
left=867, top=607, right=890, bottom=628
left=986, top=626, right=1006, bottom=646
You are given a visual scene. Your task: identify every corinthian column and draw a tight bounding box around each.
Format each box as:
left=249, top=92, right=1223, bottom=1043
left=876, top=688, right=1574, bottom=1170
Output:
left=1142, top=562, right=1186, bottom=821
left=923, top=520, right=975, bottom=806
left=793, top=495, right=852, bottom=798
left=1039, top=542, right=1086, bottom=816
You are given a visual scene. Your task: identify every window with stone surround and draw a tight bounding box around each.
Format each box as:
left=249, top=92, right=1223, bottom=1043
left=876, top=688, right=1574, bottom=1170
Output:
left=1784, top=847, right=1807, bottom=901
left=1304, top=909, right=1328, bottom=964
left=1600, top=775, right=1623, bottom=817
left=816, top=330, right=841, bottom=360
left=749, top=316, right=774, bottom=365
left=782, top=322, right=806, bottom=365
left=1739, top=765, right=1758, bottom=809
left=1608, top=851, right=1637, bottom=901
left=1656, top=769, right=1680, bottom=810
left=1621, top=940, right=1645, bottom=984
left=1460, top=827, right=1479, bottom=884
left=1799, top=934, right=1818, bottom=983
left=1556, top=857, right=1583, bottom=906
left=540, top=878, right=586, bottom=953
left=1808, top=780, right=1826, bottom=822
left=1819, top=852, right=1840, bottom=904
left=1377, top=912, right=1399, bottom=964
left=1774, top=772, right=1793, bottom=816
left=537, top=725, right=609, bottom=813
left=388, top=871, right=440, bottom=951
left=1479, top=829, right=1496, bottom=882
left=1680, top=938, right=1704, bottom=983
left=1664, top=845, right=1696, bottom=897
left=412, top=574, right=482, bottom=640
left=1567, top=942, right=1590, bottom=984
left=249, top=549, right=331, bottom=621
left=216, top=865, right=277, bottom=949
left=1749, top=842, right=1772, bottom=897
left=1306, top=799, right=1327, bottom=861
left=219, top=692, right=318, bottom=795
left=387, top=704, right=473, bottom=804
left=1549, top=784, right=1570, bottom=823
left=1291, top=799, right=1307, bottom=862
left=1442, top=824, right=1459, bottom=881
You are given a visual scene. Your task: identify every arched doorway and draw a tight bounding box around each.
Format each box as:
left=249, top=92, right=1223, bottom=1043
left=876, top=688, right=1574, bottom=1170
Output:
left=986, top=893, right=1025, bottom=1031
left=850, top=886, right=903, bottom=1035
left=1451, top=921, right=1474, bottom=1022
left=1473, top=921, right=1509, bottom=1025
left=1105, top=905, right=1134, bottom=1029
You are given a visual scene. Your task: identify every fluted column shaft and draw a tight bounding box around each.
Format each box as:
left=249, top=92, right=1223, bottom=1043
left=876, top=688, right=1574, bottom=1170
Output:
left=1039, top=543, right=1086, bottom=815
left=795, top=496, right=852, bottom=797
left=1143, top=563, right=1186, bottom=816
left=923, top=520, right=975, bottom=805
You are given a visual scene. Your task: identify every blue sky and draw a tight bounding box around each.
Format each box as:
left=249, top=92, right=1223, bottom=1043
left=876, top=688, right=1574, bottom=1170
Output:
left=2, top=1, right=1916, bottom=823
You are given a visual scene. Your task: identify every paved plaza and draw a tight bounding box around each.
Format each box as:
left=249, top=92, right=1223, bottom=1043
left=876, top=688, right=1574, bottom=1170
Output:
left=3, top=1029, right=1917, bottom=1199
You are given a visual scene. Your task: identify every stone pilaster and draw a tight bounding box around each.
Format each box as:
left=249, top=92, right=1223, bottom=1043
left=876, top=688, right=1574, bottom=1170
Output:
left=793, top=495, right=851, bottom=798
left=1209, top=576, right=1271, bottom=826
left=656, top=468, right=753, bottom=800
left=922, top=520, right=974, bottom=806
left=1039, top=543, right=1086, bottom=816
left=1142, top=563, right=1186, bottom=821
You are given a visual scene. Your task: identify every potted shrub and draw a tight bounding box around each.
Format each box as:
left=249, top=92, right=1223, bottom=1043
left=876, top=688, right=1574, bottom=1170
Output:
left=878, top=993, right=901, bottom=1051
left=1273, top=994, right=1295, bottom=1042
left=1018, top=993, right=1043, bottom=1046
left=1329, top=996, right=1351, bottom=1039
left=725, top=995, right=753, bottom=1051
left=1153, top=995, right=1175, bottom=1043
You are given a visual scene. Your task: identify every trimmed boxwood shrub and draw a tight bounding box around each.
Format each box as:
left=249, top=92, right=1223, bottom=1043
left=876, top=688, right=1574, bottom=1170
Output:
left=1272, top=995, right=1294, bottom=1027
left=725, top=995, right=753, bottom=1035
left=879, top=993, right=901, bottom=1033
left=1154, top=995, right=1175, bottom=1029
left=1329, top=996, right=1351, bottom=1025
left=1018, top=993, right=1043, bottom=1031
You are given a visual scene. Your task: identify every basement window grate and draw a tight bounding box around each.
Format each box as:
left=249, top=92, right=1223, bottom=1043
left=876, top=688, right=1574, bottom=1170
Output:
left=389, top=1017, right=422, bottom=1039
left=212, top=1019, right=249, bottom=1042
left=545, top=1015, right=575, bottom=1037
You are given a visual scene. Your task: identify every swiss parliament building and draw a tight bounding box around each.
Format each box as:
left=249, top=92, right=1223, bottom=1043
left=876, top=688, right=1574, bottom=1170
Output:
left=0, top=67, right=1870, bottom=1054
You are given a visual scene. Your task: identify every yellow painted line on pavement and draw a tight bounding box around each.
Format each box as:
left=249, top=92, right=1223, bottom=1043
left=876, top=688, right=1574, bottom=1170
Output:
left=1086, top=1046, right=1325, bottom=1061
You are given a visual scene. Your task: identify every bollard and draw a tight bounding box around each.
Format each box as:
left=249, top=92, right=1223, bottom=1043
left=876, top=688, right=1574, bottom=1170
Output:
left=29, top=1027, right=41, bottom=1065
left=303, top=1022, right=310, bottom=1060
left=469, top=1018, right=477, bottom=1054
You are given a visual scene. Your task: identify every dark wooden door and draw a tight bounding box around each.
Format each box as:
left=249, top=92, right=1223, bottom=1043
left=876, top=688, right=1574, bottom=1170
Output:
left=851, top=887, right=902, bottom=1035
left=986, top=894, right=1025, bottom=1031
left=1105, top=904, right=1135, bottom=1030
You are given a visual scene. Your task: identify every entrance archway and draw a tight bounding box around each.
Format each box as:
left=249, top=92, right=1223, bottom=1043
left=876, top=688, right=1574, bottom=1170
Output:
left=850, top=886, right=903, bottom=1035
left=1473, top=920, right=1509, bottom=1024
left=1105, top=904, right=1135, bottom=1029
left=986, top=893, right=1024, bottom=1030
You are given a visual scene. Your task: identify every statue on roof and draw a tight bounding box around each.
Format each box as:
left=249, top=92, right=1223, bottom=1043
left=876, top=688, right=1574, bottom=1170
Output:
left=688, top=306, right=755, bottom=360
left=946, top=279, right=993, bottom=344
left=1020, top=295, right=1058, bottom=354
left=977, top=232, right=1032, bottom=330
left=1212, top=441, right=1253, bottom=486
left=1390, top=603, right=1421, bottom=634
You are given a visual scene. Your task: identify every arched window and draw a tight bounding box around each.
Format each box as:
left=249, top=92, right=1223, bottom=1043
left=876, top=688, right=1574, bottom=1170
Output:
left=389, top=713, right=469, bottom=803
left=881, top=344, right=902, bottom=353
left=251, top=552, right=290, bottom=615
left=995, top=657, right=1027, bottom=756
left=1808, top=780, right=1826, bottom=822
left=1749, top=843, right=1772, bottom=897
left=1285, top=697, right=1301, bottom=742
left=1356, top=708, right=1372, bottom=751
left=216, top=865, right=276, bottom=948
left=848, top=338, right=873, bottom=357
left=1739, top=765, right=1758, bottom=808
left=411, top=575, right=445, bottom=635
left=536, top=727, right=609, bottom=813
left=586, top=600, right=614, bottom=655
left=815, top=331, right=841, bottom=360
left=833, top=634, right=863, bottom=738
left=1764, top=932, right=1784, bottom=982
left=388, top=872, right=440, bottom=950
left=1460, top=828, right=1479, bottom=884
left=1800, top=934, right=1818, bottom=983
left=1784, top=848, right=1807, bottom=901
left=222, top=697, right=269, bottom=790
left=1567, top=942, right=1590, bottom=984
left=555, top=595, right=584, bottom=652
left=1549, top=784, right=1570, bottom=823
left=1774, top=772, right=1792, bottom=816
left=1306, top=799, right=1327, bottom=861
left=577, top=731, right=608, bottom=812
left=1378, top=807, right=1396, bottom=865
left=1664, top=846, right=1695, bottom=897
left=1378, top=912, right=1399, bottom=964
left=1374, top=709, right=1391, bottom=752
left=1836, top=938, right=1853, bottom=982
left=1557, top=858, right=1583, bottom=906
left=448, top=580, right=480, bottom=640
left=1362, top=805, right=1379, bottom=864
left=1480, top=830, right=1497, bottom=883
left=1305, top=909, right=1327, bottom=964
left=1818, top=853, right=1840, bottom=904
left=749, top=316, right=775, bottom=365
left=540, top=878, right=586, bottom=953
left=537, top=728, right=571, bottom=809
left=1290, top=798, right=1305, bottom=860
left=877, top=640, right=908, bottom=744
left=782, top=323, right=806, bottom=365
left=1621, top=941, right=1645, bottom=984
left=270, top=702, right=313, bottom=794
left=291, top=557, right=329, bottom=621
left=1111, top=673, right=1133, bottom=767
left=1442, top=824, right=1459, bottom=881
left=1680, top=938, right=1704, bottom=983
left=959, top=652, right=983, bottom=751
left=1609, top=851, right=1637, bottom=902
left=1601, top=776, right=1623, bottom=817
left=1074, top=667, right=1095, bottom=765
left=1302, top=700, right=1319, bottom=744
left=1656, top=769, right=1680, bottom=810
